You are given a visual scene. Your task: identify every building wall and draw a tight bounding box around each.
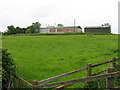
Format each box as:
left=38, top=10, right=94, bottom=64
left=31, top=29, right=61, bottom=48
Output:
left=50, top=27, right=82, bottom=33
left=84, top=27, right=111, bottom=33
left=40, top=26, right=82, bottom=33
left=50, top=29, right=56, bottom=32
left=40, top=28, right=50, bottom=33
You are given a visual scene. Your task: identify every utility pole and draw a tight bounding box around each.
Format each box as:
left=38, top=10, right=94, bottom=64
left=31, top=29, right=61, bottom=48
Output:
left=55, top=23, right=57, bottom=33
left=74, top=19, right=76, bottom=32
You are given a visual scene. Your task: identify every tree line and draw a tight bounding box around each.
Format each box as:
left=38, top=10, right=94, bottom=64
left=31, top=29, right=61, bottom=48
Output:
left=3, top=22, right=41, bottom=35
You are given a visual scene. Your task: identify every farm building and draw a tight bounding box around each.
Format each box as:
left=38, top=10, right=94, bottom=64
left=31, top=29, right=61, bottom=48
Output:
left=40, top=26, right=82, bottom=33
left=84, top=25, right=111, bottom=34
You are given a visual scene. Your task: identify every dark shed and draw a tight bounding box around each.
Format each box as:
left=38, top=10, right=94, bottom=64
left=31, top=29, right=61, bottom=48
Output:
left=84, top=26, right=111, bottom=33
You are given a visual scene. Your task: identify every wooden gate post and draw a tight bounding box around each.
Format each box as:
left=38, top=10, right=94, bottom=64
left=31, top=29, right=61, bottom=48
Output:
left=106, top=67, right=115, bottom=88
left=32, top=80, right=38, bottom=90
left=87, top=64, right=93, bottom=88
left=112, top=58, right=116, bottom=68
left=87, top=64, right=92, bottom=76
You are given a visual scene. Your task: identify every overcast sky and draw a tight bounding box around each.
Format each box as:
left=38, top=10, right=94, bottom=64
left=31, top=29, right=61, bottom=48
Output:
left=0, top=0, right=119, bottom=33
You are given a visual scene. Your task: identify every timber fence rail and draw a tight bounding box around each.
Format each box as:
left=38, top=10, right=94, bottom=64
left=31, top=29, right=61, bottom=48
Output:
left=10, top=58, right=120, bottom=89
left=4, top=70, right=32, bottom=88
left=32, top=71, right=120, bottom=88
left=36, top=58, right=118, bottom=85
left=12, top=74, right=32, bottom=88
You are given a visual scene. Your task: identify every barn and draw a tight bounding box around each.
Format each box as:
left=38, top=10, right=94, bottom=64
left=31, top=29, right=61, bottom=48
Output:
left=84, top=26, right=111, bottom=34
left=40, top=26, right=82, bottom=33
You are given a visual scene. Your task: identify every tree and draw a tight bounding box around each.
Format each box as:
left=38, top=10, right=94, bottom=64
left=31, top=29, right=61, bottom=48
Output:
left=57, top=24, right=64, bottom=27
left=32, top=22, right=41, bottom=33
left=26, top=25, right=34, bottom=33
left=26, top=22, right=41, bottom=33
left=7, top=25, right=17, bottom=34
left=21, top=28, right=27, bottom=33
left=101, top=23, right=111, bottom=27
left=16, top=27, right=27, bottom=34
left=16, top=26, right=22, bottom=34
left=25, top=28, right=31, bottom=33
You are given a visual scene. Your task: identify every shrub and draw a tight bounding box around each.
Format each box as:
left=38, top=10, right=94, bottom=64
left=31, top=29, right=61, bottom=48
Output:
left=2, top=49, right=16, bottom=89
left=115, top=58, right=120, bottom=87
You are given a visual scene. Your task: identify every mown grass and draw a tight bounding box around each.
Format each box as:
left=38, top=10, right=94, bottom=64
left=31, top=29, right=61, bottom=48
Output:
left=2, top=35, right=118, bottom=88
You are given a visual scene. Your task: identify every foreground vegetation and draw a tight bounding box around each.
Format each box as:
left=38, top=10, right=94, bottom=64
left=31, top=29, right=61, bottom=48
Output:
left=2, top=35, right=119, bottom=88
left=2, top=49, right=16, bottom=89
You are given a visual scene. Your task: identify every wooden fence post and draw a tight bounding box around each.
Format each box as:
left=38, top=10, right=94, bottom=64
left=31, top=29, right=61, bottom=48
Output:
left=87, top=64, right=92, bottom=76
left=32, top=80, right=38, bottom=90
left=112, top=58, right=116, bottom=68
left=87, top=64, right=93, bottom=88
left=106, top=67, right=115, bottom=88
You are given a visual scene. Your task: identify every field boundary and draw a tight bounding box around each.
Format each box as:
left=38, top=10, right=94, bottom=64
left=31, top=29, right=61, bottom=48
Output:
left=10, top=58, right=120, bottom=89
left=3, top=32, right=114, bottom=36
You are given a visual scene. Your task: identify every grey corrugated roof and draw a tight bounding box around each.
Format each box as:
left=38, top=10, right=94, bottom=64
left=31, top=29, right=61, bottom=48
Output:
left=84, top=26, right=110, bottom=28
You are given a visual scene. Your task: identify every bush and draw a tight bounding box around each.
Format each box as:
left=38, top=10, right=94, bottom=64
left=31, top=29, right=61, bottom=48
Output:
left=2, top=49, right=16, bottom=89
left=115, top=58, right=120, bottom=87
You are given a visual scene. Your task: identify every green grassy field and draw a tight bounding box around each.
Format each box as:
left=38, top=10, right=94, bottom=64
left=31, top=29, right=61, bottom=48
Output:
left=2, top=35, right=118, bottom=88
